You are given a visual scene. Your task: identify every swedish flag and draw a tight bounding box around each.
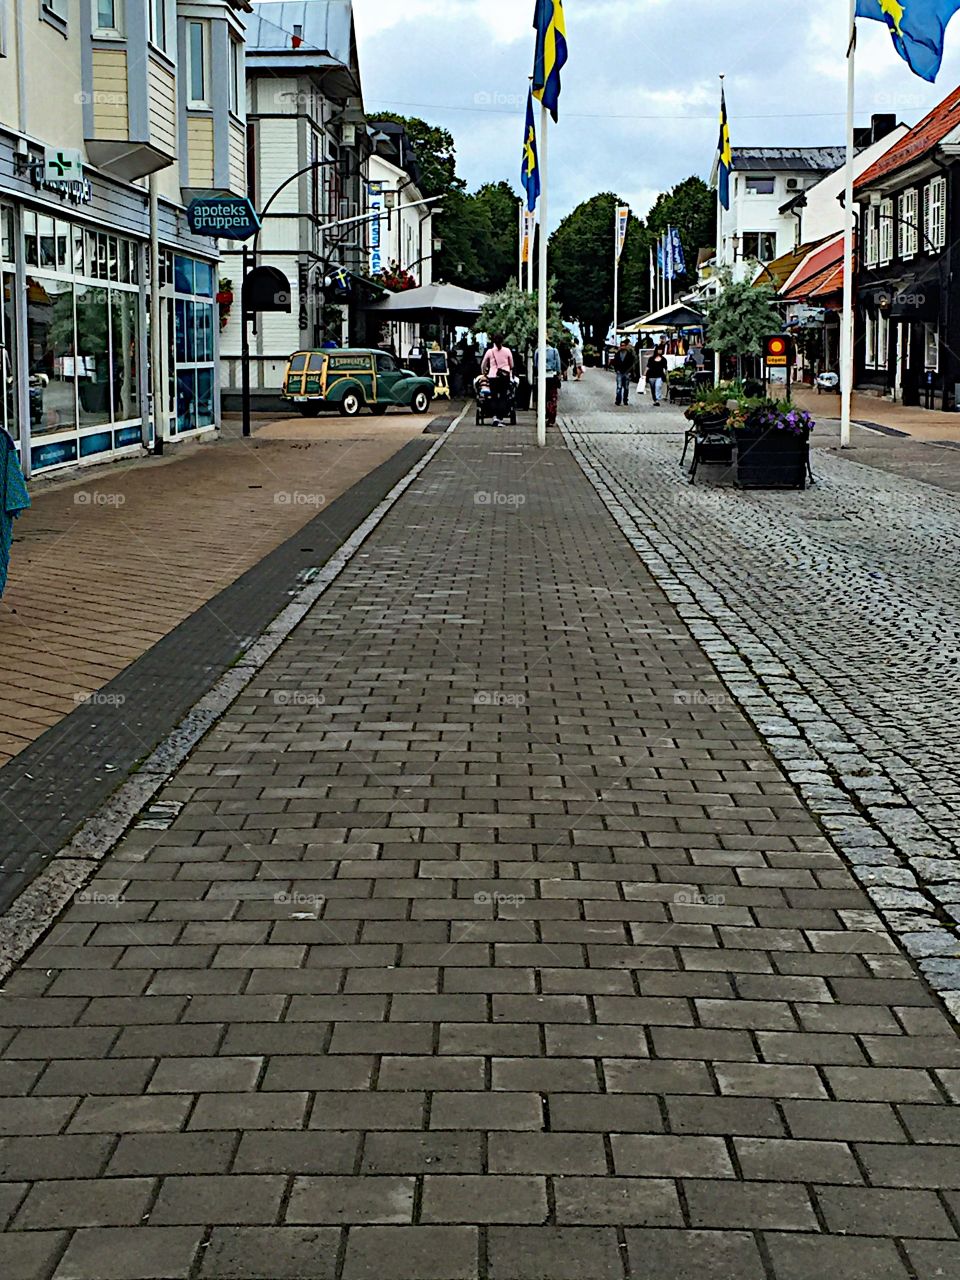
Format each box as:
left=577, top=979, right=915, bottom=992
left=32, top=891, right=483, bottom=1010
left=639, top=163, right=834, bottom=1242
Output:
left=521, top=88, right=541, bottom=212
left=532, top=0, right=568, bottom=123
left=718, top=89, right=732, bottom=211
left=857, top=0, right=960, bottom=81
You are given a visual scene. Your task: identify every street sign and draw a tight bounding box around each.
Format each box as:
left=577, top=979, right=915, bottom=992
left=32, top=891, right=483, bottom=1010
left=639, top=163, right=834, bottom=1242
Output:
left=43, top=147, right=84, bottom=184
left=187, top=196, right=261, bottom=241
left=764, top=335, right=790, bottom=367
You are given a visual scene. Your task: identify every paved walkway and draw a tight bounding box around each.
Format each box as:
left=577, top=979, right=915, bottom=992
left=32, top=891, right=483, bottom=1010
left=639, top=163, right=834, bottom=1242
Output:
left=792, top=384, right=960, bottom=444
left=1, top=403, right=958, bottom=1279
left=0, top=412, right=431, bottom=765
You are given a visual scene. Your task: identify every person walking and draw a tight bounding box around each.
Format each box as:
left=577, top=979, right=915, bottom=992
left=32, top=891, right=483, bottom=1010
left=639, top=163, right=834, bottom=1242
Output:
left=534, top=342, right=562, bottom=428
left=480, top=334, right=514, bottom=427
left=646, top=345, right=668, bottom=406
left=612, top=338, right=636, bottom=406
left=571, top=339, right=584, bottom=381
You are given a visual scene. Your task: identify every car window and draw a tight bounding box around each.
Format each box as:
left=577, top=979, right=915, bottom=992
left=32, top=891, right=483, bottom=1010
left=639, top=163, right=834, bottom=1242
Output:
left=289, top=353, right=307, bottom=371
left=377, top=354, right=398, bottom=373
left=308, top=354, right=326, bottom=371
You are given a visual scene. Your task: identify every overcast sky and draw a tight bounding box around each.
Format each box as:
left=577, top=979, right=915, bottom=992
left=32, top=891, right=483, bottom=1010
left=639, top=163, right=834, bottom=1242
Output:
left=353, top=0, right=960, bottom=226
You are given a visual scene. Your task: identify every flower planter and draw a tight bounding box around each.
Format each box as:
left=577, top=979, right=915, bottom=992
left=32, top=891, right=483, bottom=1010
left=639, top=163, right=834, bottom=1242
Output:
left=735, top=425, right=809, bottom=489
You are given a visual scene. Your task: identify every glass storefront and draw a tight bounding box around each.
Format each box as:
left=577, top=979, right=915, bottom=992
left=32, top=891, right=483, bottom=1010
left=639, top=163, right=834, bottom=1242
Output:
left=23, top=208, right=142, bottom=469
left=0, top=199, right=220, bottom=472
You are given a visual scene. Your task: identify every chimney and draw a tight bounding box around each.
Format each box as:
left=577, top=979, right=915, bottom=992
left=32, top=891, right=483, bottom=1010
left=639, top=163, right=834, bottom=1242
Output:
left=871, top=113, right=897, bottom=144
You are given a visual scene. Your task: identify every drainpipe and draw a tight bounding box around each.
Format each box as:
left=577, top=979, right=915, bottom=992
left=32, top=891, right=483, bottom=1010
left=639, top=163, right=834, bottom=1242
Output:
left=149, top=173, right=164, bottom=454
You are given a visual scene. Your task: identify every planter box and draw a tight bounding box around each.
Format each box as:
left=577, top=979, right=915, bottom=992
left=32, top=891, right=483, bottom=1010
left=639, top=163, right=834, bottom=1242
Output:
left=735, top=426, right=809, bottom=489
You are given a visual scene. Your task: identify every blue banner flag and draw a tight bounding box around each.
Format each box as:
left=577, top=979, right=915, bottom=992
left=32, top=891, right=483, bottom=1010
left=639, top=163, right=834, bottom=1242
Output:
left=671, top=227, right=686, bottom=277
left=856, top=0, right=960, bottom=81
left=521, top=88, right=541, bottom=212
left=718, top=89, right=732, bottom=210
left=532, top=0, right=568, bottom=122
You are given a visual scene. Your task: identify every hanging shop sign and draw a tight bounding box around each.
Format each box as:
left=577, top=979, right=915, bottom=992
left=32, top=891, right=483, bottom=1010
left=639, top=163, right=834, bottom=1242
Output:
left=31, top=147, right=92, bottom=205
left=187, top=196, right=261, bottom=241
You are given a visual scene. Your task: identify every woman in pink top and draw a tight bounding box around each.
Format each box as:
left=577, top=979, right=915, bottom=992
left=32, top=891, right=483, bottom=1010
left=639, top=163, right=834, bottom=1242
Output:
left=480, top=334, right=514, bottom=426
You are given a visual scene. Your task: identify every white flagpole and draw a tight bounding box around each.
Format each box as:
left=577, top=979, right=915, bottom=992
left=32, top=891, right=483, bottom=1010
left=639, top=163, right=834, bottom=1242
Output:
left=537, top=102, right=549, bottom=447
left=613, top=204, right=619, bottom=341
left=527, top=212, right=535, bottom=295
left=518, top=199, right=524, bottom=289
left=840, top=0, right=856, bottom=447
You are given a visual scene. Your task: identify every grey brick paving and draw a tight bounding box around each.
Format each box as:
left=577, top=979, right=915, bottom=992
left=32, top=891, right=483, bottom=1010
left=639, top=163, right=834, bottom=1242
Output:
left=0, top=406, right=959, bottom=1276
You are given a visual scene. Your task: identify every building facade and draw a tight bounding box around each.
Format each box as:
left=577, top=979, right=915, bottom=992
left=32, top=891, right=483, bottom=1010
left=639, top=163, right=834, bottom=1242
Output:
left=855, top=87, right=960, bottom=410
left=219, top=0, right=375, bottom=400
left=0, top=0, right=250, bottom=476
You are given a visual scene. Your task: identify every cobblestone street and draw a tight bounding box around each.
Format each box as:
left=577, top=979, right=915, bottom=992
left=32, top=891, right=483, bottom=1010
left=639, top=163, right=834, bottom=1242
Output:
left=563, top=372, right=960, bottom=1009
left=1, top=401, right=959, bottom=1278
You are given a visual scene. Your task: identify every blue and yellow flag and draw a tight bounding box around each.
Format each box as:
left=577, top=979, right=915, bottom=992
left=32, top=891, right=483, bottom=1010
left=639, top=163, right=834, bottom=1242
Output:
left=857, top=0, right=960, bottom=81
left=718, top=89, right=732, bottom=210
left=521, top=88, right=541, bottom=212
left=532, top=0, right=568, bottom=123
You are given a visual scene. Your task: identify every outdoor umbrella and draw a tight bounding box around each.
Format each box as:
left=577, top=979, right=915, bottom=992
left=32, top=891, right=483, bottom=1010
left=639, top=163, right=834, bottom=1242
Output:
left=364, top=283, right=489, bottom=324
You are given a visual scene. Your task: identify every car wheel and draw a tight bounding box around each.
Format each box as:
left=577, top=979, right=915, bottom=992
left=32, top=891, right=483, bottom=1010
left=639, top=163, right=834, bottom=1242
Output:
left=411, top=389, right=431, bottom=414
left=339, top=391, right=362, bottom=417
left=370, top=404, right=388, bottom=416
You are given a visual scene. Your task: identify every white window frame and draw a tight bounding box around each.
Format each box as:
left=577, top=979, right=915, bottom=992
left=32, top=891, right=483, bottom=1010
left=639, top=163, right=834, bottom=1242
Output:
left=899, top=188, right=919, bottom=259
left=745, top=175, right=775, bottom=196
left=186, top=20, right=210, bottom=109
left=927, top=175, right=947, bottom=251
left=864, top=205, right=879, bottom=267
left=92, top=0, right=123, bottom=38
left=149, top=0, right=167, bottom=52
left=864, top=312, right=877, bottom=368
left=878, top=311, right=889, bottom=367
left=879, top=197, right=894, bottom=265
left=228, top=37, right=242, bottom=116
left=40, top=0, right=68, bottom=33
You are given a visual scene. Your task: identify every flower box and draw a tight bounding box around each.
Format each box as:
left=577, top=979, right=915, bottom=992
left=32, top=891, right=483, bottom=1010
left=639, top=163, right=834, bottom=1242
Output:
left=735, top=424, right=810, bottom=489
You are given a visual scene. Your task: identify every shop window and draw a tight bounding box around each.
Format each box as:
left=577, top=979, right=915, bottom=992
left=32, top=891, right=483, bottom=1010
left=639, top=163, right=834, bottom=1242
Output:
left=26, top=277, right=77, bottom=436
left=38, top=215, right=56, bottom=269
left=174, top=255, right=195, bottom=295
left=925, top=324, right=939, bottom=371
left=196, top=368, right=214, bottom=426
left=864, top=313, right=877, bottom=368
left=1, top=208, right=14, bottom=265
left=194, top=259, right=214, bottom=297
left=878, top=312, right=889, bottom=366
left=72, top=225, right=84, bottom=276
left=75, top=285, right=111, bottom=429
left=111, top=291, right=139, bottom=421
left=2, top=271, right=19, bottom=443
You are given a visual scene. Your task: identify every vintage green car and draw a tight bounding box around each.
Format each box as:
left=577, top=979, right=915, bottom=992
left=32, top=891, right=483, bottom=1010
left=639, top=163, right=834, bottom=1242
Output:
left=281, top=348, right=435, bottom=417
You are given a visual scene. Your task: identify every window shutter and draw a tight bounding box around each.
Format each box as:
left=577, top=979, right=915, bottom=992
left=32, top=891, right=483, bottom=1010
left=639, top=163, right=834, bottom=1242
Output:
left=924, top=183, right=932, bottom=249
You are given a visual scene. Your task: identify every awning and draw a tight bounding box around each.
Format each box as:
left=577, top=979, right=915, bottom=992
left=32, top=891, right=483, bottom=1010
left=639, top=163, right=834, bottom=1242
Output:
left=619, top=301, right=705, bottom=333
left=365, top=282, right=488, bottom=322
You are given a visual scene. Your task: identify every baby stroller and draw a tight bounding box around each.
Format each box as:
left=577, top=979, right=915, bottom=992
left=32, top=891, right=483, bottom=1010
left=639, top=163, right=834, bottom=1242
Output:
left=474, top=373, right=518, bottom=426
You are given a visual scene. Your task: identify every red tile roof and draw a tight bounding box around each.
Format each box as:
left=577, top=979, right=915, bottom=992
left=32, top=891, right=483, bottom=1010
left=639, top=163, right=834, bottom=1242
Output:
left=855, top=84, right=960, bottom=189
left=781, top=236, right=843, bottom=298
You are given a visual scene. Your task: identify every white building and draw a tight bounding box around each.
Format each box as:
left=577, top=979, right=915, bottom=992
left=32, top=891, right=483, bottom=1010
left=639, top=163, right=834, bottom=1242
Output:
left=367, top=120, right=436, bottom=358
left=0, top=0, right=251, bottom=475
left=708, top=146, right=846, bottom=288
left=219, top=0, right=381, bottom=401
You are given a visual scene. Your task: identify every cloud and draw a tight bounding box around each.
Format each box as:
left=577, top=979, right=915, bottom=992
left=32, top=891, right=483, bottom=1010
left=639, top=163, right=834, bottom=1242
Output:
left=353, top=0, right=960, bottom=225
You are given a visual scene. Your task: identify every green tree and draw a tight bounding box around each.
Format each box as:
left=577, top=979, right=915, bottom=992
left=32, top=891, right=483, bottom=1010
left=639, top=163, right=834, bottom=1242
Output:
left=548, top=193, right=647, bottom=346
left=470, top=181, right=520, bottom=292
left=474, top=281, right=566, bottom=355
left=705, top=270, right=782, bottom=357
left=645, top=176, right=715, bottom=291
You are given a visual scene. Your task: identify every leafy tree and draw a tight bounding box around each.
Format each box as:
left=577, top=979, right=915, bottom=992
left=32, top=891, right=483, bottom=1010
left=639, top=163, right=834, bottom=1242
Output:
left=705, top=270, right=782, bottom=357
left=474, top=280, right=566, bottom=354
left=645, top=175, right=715, bottom=291
left=470, top=181, right=520, bottom=292
left=548, top=193, right=647, bottom=346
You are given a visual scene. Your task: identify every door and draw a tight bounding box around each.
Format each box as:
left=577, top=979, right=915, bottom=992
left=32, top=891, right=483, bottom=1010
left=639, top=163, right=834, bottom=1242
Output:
left=375, top=352, right=403, bottom=402
left=901, top=322, right=923, bottom=407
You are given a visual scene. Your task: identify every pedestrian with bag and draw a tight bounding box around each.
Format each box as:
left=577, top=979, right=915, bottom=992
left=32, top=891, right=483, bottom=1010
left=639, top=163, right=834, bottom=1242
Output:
left=480, top=333, right=514, bottom=428
left=612, top=338, right=636, bottom=406
left=646, top=345, right=668, bottom=406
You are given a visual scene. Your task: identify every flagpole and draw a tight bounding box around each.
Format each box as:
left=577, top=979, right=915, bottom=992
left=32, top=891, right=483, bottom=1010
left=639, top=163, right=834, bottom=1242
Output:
left=537, top=102, right=549, bottom=447
left=715, top=75, right=724, bottom=388
left=840, top=0, right=856, bottom=447
left=518, top=199, right=524, bottom=289
left=613, top=203, right=619, bottom=341
left=528, top=213, right=535, bottom=294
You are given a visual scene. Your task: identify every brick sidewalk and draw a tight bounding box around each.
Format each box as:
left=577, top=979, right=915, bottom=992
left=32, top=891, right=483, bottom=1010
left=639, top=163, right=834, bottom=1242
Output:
left=0, top=413, right=430, bottom=765
left=0, top=412, right=958, bottom=1279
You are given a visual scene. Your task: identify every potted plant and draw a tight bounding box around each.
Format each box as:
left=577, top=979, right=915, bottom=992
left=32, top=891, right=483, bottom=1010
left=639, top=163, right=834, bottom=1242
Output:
left=734, top=399, right=813, bottom=489
left=216, top=278, right=234, bottom=332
